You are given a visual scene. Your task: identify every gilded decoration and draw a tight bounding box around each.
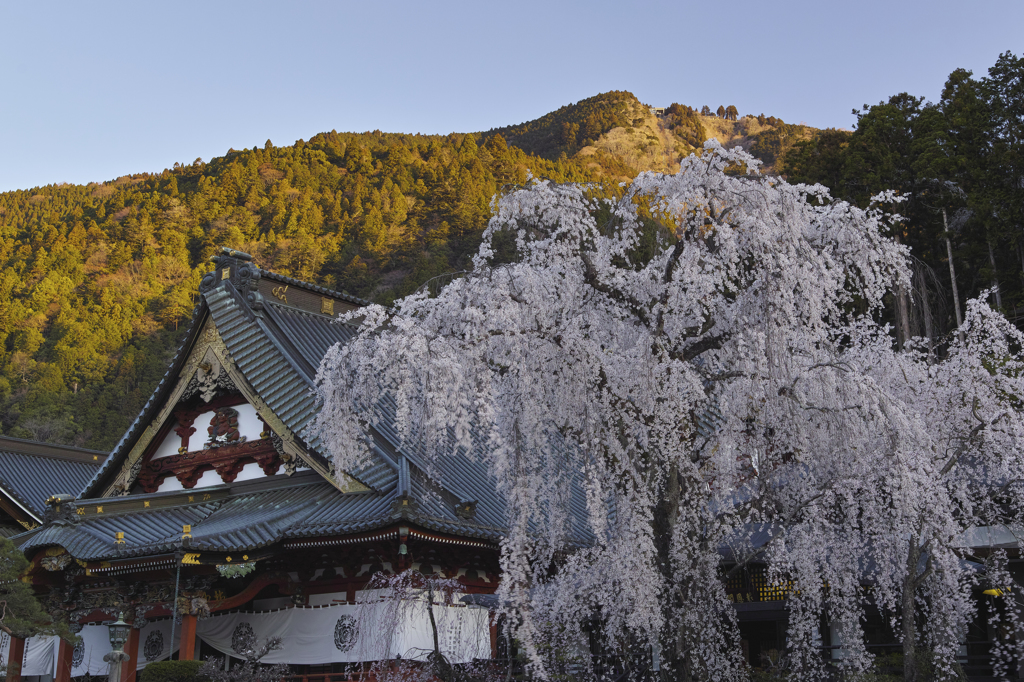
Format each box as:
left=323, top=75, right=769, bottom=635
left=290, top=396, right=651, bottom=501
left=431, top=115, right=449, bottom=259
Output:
left=41, top=553, right=71, bottom=572
left=44, top=495, right=79, bottom=525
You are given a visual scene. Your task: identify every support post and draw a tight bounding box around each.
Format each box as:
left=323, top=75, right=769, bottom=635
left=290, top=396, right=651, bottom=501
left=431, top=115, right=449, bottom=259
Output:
left=55, top=638, right=74, bottom=682
left=121, top=627, right=140, bottom=682
left=6, top=636, right=25, bottom=682
left=107, top=657, right=123, bottom=682
left=179, top=614, right=197, bottom=661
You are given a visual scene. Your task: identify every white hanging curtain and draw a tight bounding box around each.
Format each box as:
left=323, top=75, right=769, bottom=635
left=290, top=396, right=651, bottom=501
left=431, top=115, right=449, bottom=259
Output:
left=70, top=624, right=113, bottom=677
left=196, top=600, right=490, bottom=665
left=0, top=619, right=179, bottom=676
left=0, top=633, right=55, bottom=676
left=22, top=635, right=55, bottom=676
left=136, top=618, right=181, bottom=670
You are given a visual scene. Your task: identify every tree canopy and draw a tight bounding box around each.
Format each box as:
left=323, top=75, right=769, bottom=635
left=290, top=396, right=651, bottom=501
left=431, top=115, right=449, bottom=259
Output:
left=317, top=142, right=1024, bottom=681
left=783, top=51, right=1024, bottom=350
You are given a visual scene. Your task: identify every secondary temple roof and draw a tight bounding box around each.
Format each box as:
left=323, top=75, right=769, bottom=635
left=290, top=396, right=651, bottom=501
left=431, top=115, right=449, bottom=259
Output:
left=0, top=435, right=106, bottom=534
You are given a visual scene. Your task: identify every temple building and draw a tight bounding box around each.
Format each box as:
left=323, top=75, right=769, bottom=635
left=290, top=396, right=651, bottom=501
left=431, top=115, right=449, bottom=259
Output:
left=9, top=249, right=502, bottom=681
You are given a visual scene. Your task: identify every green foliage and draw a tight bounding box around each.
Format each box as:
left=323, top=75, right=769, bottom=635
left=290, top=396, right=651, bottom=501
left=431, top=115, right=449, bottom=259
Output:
left=0, top=538, right=73, bottom=640
left=0, top=124, right=616, bottom=449
left=663, top=103, right=707, bottom=149
left=482, top=91, right=639, bottom=158
left=216, top=561, right=255, bottom=579
left=750, top=122, right=806, bottom=167
left=139, top=660, right=208, bottom=682
left=780, top=127, right=851, bottom=190
left=780, top=51, right=1024, bottom=339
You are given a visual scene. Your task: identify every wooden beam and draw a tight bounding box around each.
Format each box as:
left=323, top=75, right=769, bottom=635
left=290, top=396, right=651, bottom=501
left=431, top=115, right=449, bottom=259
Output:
left=121, top=627, right=140, bottom=682
left=8, top=635, right=25, bottom=682
left=207, top=573, right=291, bottom=612
left=179, top=614, right=198, bottom=661
left=55, top=638, right=74, bottom=682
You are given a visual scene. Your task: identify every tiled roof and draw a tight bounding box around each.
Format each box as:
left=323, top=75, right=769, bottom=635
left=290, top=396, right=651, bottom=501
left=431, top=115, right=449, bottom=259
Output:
left=20, top=499, right=220, bottom=560
left=0, top=439, right=105, bottom=520
left=16, top=468, right=506, bottom=561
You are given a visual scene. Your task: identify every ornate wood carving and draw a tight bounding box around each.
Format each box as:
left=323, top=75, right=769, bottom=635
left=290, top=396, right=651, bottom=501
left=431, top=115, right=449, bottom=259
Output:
left=205, top=406, right=244, bottom=447
left=137, top=439, right=281, bottom=493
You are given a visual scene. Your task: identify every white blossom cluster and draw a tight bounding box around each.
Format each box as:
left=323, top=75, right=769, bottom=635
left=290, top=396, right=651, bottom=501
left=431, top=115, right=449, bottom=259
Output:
left=315, top=142, right=1024, bottom=681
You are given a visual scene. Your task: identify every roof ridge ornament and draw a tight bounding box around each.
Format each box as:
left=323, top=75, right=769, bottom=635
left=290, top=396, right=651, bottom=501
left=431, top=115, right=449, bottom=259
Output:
left=44, top=494, right=80, bottom=525
left=199, top=247, right=264, bottom=313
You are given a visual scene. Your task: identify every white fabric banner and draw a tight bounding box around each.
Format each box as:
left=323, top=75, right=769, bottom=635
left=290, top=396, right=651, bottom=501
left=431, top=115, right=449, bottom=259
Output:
left=0, top=620, right=179, bottom=677
left=137, top=618, right=180, bottom=670
left=22, top=634, right=55, bottom=676
left=71, top=624, right=113, bottom=677
left=197, top=600, right=490, bottom=665
left=0, top=633, right=56, bottom=676
left=0, top=632, right=48, bottom=676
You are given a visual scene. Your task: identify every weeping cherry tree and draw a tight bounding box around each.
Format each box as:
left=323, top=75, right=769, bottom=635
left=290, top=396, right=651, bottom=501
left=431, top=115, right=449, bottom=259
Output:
left=315, top=142, right=1024, bottom=681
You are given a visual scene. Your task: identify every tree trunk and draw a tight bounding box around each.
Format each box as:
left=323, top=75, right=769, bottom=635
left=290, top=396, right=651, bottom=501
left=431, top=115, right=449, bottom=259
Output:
left=988, top=240, right=1003, bottom=309
left=892, top=233, right=912, bottom=350
left=895, top=282, right=913, bottom=350
left=425, top=581, right=455, bottom=682
left=902, top=538, right=922, bottom=682
left=942, top=209, right=965, bottom=345
left=918, top=264, right=935, bottom=358
left=653, top=462, right=684, bottom=682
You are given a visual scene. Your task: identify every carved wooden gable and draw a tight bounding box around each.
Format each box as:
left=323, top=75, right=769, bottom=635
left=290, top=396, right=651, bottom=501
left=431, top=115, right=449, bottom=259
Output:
left=135, top=396, right=289, bottom=493
left=103, top=318, right=366, bottom=497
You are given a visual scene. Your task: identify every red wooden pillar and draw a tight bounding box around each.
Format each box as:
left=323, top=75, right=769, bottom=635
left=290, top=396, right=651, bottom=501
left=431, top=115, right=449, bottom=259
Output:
left=7, top=635, right=25, bottom=682
left=179, top=614, right=198, bottom=661
left=54, top=638, right=74, bottom=682
left=121, top=627, right=140, bottom=682
left=489, top=617, right=499, bottom=659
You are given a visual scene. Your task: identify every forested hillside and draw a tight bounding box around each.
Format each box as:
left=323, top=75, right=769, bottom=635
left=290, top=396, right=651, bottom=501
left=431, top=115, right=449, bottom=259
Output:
left=2, top=56, right=1020, bottom=451
left=783, top=51, right=1024, bottom=351
left=0, top=126, right=618, bottom=449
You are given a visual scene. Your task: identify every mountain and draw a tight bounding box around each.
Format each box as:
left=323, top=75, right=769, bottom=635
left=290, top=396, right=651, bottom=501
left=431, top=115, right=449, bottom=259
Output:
left=0, top=91, right=826, bottom=450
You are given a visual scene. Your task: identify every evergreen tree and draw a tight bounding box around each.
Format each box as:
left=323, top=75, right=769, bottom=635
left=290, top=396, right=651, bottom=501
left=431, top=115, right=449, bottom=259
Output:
left=0, top=538, right=73, bottom=640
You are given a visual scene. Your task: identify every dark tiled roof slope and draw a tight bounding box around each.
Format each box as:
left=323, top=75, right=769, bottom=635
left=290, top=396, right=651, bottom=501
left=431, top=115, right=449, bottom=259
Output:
left=0, top=448, right=104, bottom=518
left=17, top=470, right=504, bottom=561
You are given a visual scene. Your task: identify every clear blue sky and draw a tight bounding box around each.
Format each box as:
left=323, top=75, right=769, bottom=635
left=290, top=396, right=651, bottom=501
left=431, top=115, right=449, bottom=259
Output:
left=1, top=1, right=1022, bottom=192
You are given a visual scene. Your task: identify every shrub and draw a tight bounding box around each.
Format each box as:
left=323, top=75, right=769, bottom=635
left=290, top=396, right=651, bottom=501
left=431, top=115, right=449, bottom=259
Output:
left=139, top=660, right=208, bottom=682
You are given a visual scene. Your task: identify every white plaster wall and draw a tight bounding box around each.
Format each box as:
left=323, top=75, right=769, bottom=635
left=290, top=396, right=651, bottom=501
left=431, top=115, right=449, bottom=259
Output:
left=235, top=403, right=264, bottom=440
left=156, top=476, right=185, bottom=493
left=232, top=461, right=266, bottom=483
left=150, top=421, right=183, bottom=460
left=194, top=403, right=263, bottom=446
left=150, top=402, right=274, bottom=492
